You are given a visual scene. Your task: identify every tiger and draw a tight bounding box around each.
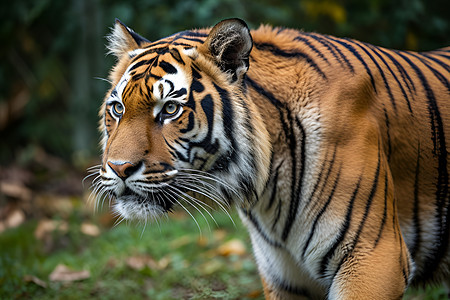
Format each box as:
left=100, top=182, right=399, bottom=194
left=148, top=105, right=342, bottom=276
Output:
left=95, top=17, right=450, bottom=299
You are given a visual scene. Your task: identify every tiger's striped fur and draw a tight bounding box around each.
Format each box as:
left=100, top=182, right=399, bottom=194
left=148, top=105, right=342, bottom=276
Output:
left=97, top=18, right=450, bottom=299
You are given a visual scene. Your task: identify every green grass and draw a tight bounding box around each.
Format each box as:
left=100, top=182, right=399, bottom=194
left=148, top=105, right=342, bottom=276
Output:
left=0, top=206, right=447, bottom=299
left=0, top=209, right=262, bottom=300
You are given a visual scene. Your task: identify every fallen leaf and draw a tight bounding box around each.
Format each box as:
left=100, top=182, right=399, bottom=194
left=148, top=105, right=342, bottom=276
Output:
left=34, top=219, right=68, bottom=240
left=0, top=209, right=25, bottom=233
left=199, top=260, right=224, bottom=275
left=0, top=181, right=32, bottom=201
left=158, top=256, right=170, bottom=270
left=126, top=255, right=160, bottom=271
left=24, top=275, right=47, bottom=288
left=49, top=264, right=90, bottom=282
left=81, top=222, right=100, bottom=236
left=216, top=239, right=246, bottom=257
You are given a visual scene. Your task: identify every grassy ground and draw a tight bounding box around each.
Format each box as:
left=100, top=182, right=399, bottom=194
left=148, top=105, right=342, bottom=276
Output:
left=0, top=204, right=448, bottom=299
left=0, top=206, right=263, bottom=300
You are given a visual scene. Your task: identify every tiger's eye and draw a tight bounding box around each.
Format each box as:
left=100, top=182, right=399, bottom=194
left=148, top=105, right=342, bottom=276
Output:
left=164, top=102, right=178, bottom=115
left=112, top=102, right=124, bottom=116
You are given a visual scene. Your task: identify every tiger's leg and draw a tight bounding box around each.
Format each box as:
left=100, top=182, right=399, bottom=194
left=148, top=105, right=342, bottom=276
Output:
left=261, top=277, right=282, bottom=300
left=251, top=236, right=326, bottom=299
left=328, top=227, right=412, bottom=300
left=240, top=210, right=326, bottom=299
left=260, top=274, right=313, bottom=300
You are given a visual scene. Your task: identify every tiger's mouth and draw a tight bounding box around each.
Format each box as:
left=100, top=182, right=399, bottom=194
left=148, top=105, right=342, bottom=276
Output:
left=113, top=186, right=176, bottom=221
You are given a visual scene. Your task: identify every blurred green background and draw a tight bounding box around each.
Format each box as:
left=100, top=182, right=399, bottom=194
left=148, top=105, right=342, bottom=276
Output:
left=0, top=0, right=449, bottom=299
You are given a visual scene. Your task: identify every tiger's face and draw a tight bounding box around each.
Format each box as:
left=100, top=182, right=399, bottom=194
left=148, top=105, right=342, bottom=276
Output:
left=98, top=19, right=271, bottom=221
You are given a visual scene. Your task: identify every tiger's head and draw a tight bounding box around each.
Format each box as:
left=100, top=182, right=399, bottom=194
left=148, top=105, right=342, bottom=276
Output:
left=98, top=18, right=271, bottom=221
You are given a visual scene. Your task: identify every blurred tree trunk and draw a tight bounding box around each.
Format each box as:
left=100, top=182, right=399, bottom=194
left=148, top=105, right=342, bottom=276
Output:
left=70, top=0, right=103, bottom=165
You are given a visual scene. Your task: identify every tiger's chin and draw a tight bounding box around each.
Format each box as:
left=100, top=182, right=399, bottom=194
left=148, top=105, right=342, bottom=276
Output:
left=112, top=189, right=174, bottom=222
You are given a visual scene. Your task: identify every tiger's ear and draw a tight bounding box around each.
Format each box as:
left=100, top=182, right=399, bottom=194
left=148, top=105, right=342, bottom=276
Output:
left=107, top=19, right=150, bottom=58
left=199, top=18, right=253, bottom=81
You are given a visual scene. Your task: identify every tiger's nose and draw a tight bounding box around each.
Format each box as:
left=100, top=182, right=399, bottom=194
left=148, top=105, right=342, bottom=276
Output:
left=107, top=161, right=139, bottom=179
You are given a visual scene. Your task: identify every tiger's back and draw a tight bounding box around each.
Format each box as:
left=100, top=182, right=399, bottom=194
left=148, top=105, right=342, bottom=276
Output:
left=98, top=19, right=450, bottom=299
left=246, top=26, right=450, bottom=287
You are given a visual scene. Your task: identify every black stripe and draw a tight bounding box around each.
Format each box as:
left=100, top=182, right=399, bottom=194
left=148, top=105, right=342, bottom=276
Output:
left=163, top=78, right=175, bottom=95
left=122, top=82, right=138, bottom=102
left=302, top=166, right=341, bottom=258
left=436, top=53, right=450, bottom=59
left=242, top=209, right=283, bottom=248
left=169, top=48, right=185, bottom=65
left=191, top=94, right=218, bottom=154
left=131, top=47, right=169, bottom=62
left=128, top=58, right=157, bottom=73
left=168, top=87, right=187, bottom=99
left=320, top=176, right=362, bottom=276
left=377, top=48, right=417, bottom=95
left=173, top=42, right=200, bottom=48
left=143, top=73, right=162, bottom=82
left=266, top=162, right=283, bottom=211
left=346, top=39, right=396, bottom=111
left=173, top=139, right=188, bottom=151
left=407, top=52, right=450, bottom=93
left=367, top=44, right=413, bottom=113
left=186, top=69, right=204, bottom=111
left=410, top=145, right=421, bottom=259
left=327, top=37, right=377, bottom=93
left=303, top=32, right=354, bottom=73
left=373, top=173, right=388, bottom=248
left=144, top=40, right=170, bottom=48
left=307, top=146, right=337, bottom=216
left=214, top=83, right=235, bottom=149
left=281, top=116, right=306, bottom=241
left=164, top=137, right=189, bottom=162
left=180, top=111, right=195, bottom=134
left=245, top=77, right=292, bottom=155
left=212, top=83, right=238, bottom=169
left=272, top=197, right=283, bottom=230
left=303, top=153, right=328, bottom=207
left=246, top=76, right=283, bottom=107
left=305, top=146, right=337, bottom=208
left=383, top=106, right=392, bottom=162
left=254, top=42, right=327, bottom=79
left=275, top=280, right=311, bottom=298
left=159, top=61, right=177, bottom=74
left=280, top=112, right=298, bottom=240
left=420, top=53, right=450, bottom=73
left=142, top=165, right=174, bottom=175
left=294, top=34, right=330, bottom=65
left=352, top=149, right=381, bottom=248
left=175, top=37, right=204, bottom=44
left=189, top=78, right=204, bottom=94
left=191, top=65, right=203, bottom=79
left=172, top=30, right=208, bottom=39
